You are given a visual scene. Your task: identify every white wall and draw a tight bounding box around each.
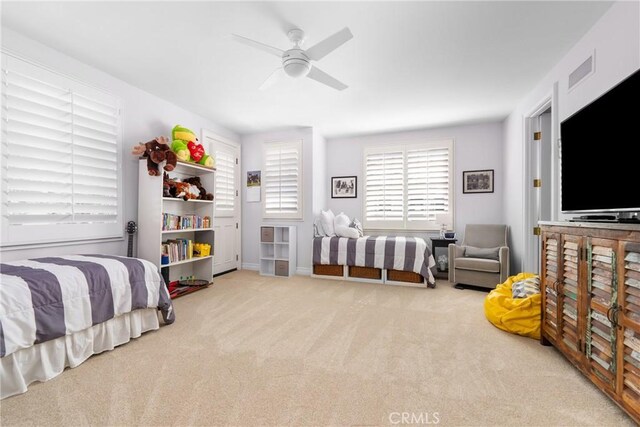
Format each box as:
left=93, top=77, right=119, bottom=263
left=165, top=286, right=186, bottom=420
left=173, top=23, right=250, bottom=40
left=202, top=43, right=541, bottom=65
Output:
left=325, top=121, right=504, bottom=244
left=241, top=127, right=315, bottom=273
left=503, top=1, right=640, bottom=272
left=312, top=131, right=327, bottom=218
left=0, top=29, right=238, bottom=262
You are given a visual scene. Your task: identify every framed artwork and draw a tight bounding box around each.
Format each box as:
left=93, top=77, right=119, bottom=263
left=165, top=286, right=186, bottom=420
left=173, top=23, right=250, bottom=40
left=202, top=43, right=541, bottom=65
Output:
left=247, top=170, right=261, bottom=187
left=462, top=169, right=494, bottom=194
left=331, top=176, right=357, bottom=198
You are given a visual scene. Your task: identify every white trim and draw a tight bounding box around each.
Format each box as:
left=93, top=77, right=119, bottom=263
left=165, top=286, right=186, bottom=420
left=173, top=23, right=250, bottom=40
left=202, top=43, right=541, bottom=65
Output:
left=296, top=267, right=311, bottom=276
left=242, top=262, right=259, bottom=271
left=522, top=87, right=557, bottom=274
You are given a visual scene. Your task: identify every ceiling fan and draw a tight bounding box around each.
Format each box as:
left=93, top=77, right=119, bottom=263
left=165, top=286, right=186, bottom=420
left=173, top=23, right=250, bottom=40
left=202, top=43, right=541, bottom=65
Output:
left=231, top=27, right=353, bottom=91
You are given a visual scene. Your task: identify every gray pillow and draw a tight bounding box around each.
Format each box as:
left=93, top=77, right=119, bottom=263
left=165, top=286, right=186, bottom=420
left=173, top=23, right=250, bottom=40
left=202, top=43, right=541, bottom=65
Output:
left=464, top=246, right=500, bottom=260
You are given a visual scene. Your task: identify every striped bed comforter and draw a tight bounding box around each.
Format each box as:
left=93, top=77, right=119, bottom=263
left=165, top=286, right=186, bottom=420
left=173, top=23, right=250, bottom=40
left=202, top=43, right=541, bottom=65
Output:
left=312, top=236, right=437, bottom=287
left=0, top=254, right=174, bottom=358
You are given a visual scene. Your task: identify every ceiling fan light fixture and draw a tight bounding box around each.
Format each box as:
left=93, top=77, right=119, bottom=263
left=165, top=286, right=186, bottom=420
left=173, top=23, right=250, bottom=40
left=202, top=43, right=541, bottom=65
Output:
left=283, top=59, right=310, bottom=78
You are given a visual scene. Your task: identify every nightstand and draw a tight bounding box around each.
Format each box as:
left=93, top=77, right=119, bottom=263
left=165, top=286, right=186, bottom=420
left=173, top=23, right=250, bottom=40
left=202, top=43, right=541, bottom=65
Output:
left=431, top=238, right=457, bottom=280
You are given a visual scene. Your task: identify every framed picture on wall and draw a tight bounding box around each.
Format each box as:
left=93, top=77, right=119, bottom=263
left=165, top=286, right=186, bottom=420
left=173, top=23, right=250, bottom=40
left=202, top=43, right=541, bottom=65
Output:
left=331, top=176, right=357, bottom=198
left=462, top=169, right=494, bottom=194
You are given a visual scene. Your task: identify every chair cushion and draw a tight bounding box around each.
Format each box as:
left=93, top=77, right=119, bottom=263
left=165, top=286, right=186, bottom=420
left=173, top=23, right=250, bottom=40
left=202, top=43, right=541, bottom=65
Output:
left=464, top=246, right=500, bottom=260
left=454, top=257, right=500, bottom=273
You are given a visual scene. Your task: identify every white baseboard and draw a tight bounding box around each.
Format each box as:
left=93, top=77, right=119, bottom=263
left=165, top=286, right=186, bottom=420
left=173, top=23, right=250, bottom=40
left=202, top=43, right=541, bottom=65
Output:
left=296, top=267, right=310, bottom=276
left=242, top=262, right=259, bottom=271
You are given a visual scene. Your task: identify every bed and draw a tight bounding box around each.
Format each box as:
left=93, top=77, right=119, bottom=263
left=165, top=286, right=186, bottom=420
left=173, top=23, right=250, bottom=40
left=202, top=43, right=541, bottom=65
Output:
left=0, top=254, right=174, bottom=399
left=312, top=235, right=437, bottom=288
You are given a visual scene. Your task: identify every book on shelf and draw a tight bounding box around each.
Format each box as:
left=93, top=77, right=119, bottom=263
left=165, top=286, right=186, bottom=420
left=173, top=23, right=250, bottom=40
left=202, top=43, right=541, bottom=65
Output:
left=161, top=239, right=212, bottom=264
left=161, top=238, right=194, bottom=264
left=162, top=213, right=211, bottom=231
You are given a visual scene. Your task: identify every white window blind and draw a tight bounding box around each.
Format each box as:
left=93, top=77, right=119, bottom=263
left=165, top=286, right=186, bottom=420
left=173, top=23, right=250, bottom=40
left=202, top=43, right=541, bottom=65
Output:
left=262, top=140, right=302, bottom=219
left=364, top=139, right=453, bottom=230
left=214, top=148, right=235, bottom=216
left=1, top=53, right=122, bottom=247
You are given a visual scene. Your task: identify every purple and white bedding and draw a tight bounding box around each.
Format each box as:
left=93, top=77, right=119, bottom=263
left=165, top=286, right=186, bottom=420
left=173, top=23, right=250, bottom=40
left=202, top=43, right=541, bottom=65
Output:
left=0, top=254, right=174, bottom=358
left=312, top=236, right=437, bottom=287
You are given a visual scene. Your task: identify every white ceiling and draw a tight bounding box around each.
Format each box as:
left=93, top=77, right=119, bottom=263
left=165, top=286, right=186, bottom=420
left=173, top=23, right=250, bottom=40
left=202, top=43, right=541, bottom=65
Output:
left=1, top=1, right=613, bottom=138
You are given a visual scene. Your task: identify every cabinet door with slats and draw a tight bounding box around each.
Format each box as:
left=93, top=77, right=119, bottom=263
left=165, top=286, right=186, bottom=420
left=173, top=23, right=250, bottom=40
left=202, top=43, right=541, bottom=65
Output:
left=586, top=238, right=618, bottom=391
left=558, top=235, right=582, bottom=360
left=541, top=232, right=560, bottom=341
left=620, top=241, right=640, bottom=416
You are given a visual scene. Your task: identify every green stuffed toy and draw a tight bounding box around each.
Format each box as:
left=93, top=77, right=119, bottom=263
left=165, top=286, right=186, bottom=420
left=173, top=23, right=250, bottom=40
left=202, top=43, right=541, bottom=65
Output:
left=171, top=124, right=215, bottom=168
left=171, top=139, right=191, bottom=162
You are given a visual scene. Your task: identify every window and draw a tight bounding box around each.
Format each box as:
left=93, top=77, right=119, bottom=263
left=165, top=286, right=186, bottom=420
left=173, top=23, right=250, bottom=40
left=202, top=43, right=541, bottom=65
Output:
left=213, top=147, right=236, bottom=217
left=262, top=140, right=302, bottom=219
left=1, top=53, right=122, bottom=247
left=364, top=139, right=453, bottom=230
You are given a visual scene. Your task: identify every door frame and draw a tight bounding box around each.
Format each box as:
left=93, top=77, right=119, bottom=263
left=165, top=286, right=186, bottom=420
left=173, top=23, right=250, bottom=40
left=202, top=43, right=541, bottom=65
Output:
left=202, top=129, right=242, bottom=272
left=522, top=83, right=559, bottom=273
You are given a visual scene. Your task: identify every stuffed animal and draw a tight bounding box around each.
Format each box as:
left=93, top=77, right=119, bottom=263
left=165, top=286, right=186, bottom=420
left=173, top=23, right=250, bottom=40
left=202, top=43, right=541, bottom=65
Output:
left=170, top=124, right=215, bottom=168
left=183, top=176, right=214, bottom=200
left=132, top=136, right=177, bottom=176
left=171, top=140, right=191, bottom=162
left=163, top=172, right=176, bottom=197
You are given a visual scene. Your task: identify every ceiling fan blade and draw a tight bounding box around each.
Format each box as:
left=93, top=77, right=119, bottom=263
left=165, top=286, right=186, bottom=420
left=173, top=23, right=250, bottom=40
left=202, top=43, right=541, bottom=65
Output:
left=231, top=34, right=283, bottom=57
left=259, top=68, right=285, bottom=91
left=307, top=66, right=348, bottom=91
left=305, top=27, right=353, bottom=61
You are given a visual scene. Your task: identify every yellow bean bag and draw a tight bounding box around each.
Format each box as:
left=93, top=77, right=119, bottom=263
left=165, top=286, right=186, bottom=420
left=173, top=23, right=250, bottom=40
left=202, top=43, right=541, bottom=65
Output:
left=483, top=272, right=541, bottom=340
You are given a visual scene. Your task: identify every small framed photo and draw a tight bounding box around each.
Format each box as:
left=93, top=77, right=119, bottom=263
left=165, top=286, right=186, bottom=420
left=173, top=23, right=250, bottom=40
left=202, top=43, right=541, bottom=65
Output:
left=463, top=169, right=494, bottom=194
left=247, top=170, right=261, bottom=187
left=331, top=176, right=357, bottom=198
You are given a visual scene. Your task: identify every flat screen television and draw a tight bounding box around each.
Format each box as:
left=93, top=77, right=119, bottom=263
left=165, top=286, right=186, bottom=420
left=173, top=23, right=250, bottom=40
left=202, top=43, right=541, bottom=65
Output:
left=560, top=68, right=640, bottom=216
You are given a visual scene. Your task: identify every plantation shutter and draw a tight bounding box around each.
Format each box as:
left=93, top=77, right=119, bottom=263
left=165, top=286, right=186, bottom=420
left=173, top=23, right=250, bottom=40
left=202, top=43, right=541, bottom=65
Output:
left=262, top=140, right=302, bottom=219
left=363, top=139, right=453, bottom=230
left=407, top=144, right=450, bottom=224
left=1, top=53, right=122, bottom=246
left=364, top=149, right=404, bottom=227
left=214, top=148, right=235, bottom=216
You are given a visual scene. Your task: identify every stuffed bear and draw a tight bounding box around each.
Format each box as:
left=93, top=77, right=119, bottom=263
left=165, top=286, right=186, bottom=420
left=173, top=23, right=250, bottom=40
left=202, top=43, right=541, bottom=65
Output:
left=132, top=136, right=177, bottom=176
left=183, top=176, right=214, bottom=200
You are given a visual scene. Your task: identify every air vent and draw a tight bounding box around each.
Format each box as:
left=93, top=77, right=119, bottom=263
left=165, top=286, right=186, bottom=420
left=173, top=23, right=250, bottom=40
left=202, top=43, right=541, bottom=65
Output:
left=569, top=53, right=594, bottom=90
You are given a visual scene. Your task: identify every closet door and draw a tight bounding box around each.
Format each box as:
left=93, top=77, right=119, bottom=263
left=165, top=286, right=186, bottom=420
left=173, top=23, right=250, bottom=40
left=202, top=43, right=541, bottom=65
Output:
left=618, top=241, right=640, bottom=416
left=541, top=231, right=561, bottom=342
left=585, top=238, right=618, bottom=392
left=557, top=234, right=583, bottom=361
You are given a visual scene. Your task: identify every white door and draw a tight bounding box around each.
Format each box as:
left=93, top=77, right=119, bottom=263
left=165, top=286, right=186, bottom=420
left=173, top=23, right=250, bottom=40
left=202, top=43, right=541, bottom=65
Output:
left=202, top=130, right=241, bottom=275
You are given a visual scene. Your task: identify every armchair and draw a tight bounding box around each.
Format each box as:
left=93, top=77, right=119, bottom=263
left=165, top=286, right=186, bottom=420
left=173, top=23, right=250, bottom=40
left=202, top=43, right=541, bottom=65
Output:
left=448, top=224, right=509, bottom=289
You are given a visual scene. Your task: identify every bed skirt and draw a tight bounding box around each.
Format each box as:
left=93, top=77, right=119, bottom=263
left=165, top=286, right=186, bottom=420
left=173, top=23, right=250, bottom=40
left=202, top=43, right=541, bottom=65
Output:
left=0, top=308, right=159, bottom=399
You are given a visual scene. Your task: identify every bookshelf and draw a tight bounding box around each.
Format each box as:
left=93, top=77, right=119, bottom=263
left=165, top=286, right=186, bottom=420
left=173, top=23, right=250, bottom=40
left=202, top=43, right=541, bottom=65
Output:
left=138, top=159, right=216, bottom=298
left=259, top=225, right=296, bottom=277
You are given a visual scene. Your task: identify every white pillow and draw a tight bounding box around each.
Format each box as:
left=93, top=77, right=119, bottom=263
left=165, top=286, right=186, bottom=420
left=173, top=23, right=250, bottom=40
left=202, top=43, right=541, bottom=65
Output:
left=336, top=225, right=360, bottom=239
left=350, top=218, right=364, bottom=237
left=320, top=209, right=336, bottom=236
left=334, top=212, right=350, bottom=228
left=334, top=212, right=359, bottom=238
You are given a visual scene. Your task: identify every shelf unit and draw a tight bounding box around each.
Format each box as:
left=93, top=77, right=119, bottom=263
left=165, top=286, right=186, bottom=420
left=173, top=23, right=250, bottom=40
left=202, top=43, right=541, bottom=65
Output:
left=138, top=159, right=216, bottom=298
left=259, top=225, right=296, bottom=277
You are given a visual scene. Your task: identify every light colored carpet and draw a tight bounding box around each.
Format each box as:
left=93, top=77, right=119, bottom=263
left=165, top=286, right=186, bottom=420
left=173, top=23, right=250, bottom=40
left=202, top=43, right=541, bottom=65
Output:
left=0, top=270, right=633, bottom=426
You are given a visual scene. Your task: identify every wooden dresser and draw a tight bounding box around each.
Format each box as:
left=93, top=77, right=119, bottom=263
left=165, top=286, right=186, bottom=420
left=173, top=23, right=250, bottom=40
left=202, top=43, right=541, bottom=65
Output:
left=540, top=221, right=640, bottom=422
